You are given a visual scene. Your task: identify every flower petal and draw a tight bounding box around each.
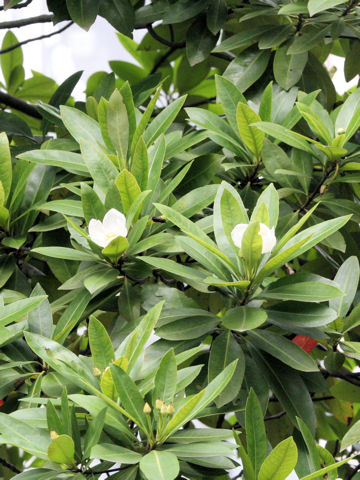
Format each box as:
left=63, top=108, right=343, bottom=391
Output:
left=231, top=223, right=248, bottom=248
left=259, top=223, right=276, bottom=253
left=103, top=208, right=128, bottom=238
left=88, top=219, right=108, bottom=248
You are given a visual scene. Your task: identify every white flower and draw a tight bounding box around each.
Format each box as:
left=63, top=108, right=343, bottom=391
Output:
left=88, top=208, right=128, bottom=248
left=231, top=222, right=276, bottom=254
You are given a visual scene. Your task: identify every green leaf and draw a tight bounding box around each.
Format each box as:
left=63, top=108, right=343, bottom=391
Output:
left=297, top=102, right=333, bottom=144
left=91, top=443, right=141, bottom=464
left=246, top=389, right=267, bottom=475
left=83, top=408, right=107, bottom=458
left=89, top=316, right=115, bottom=371
left=335, top=88, right=360, bottom=143
left=0, top=413, right=50, bottom=459
left=260, top=276, right=343, bottom=303
left=107, top=89, right=129, bottom=165
left=115, top=170, right=141, bottom=215
left=53, top=289, right=92, bottom=344
left=241, top=222, right=263, bottom=271
left=168, top=428, right=232, bottom=443
left=0, top=133, right=12, bottom=203
left=251, top=183, right=279, bottom=229
left=235, top=431, right=256, bottom=480
left=223, top=49, right=271, bottom=92
left=253, top=122, right=313, bottom=153
left=80, top=139, right=119, bottom=195
left=160, top=361, right=237, bottom=441
left=32, top=247, right=95, bottom=262
left=296, top=417, right=321, bottom=471
left=1, top=31, right=23, bottom=88
left=300, top=456, right=356, bottom=480
left=60, top=105, right=103, bottom=146
left=258, top=437, right=298, bottom=480
left=110, top=364, right=149, bottom=434
left=236, top=103, right=264, bottom=157
left=186, top=18, right=217, bottom=66
left=273, top=47, right=308, bottom=91
left=47, top=434, right=75, bottom=465
left=99, top=0, right=134, bottom=37
left=251, top=351, right=316, bottom=434
left=81, top=183, right=106, bottom=224
left=330, top=256, right=359, bottom=317
left=308, top=0, right=347, bottom=16
left=215, top=75, right=246, bottom=132
left=247, top=330, right=318, bottom=372
left=131, top=136, right=148, bottom=191
left=208, top=331, right=245, bottom=407
left=27, top=284, right=53, bottom=338
left=144, top=96, right=187, bottom=146
left=207, top=0, right=227, bottom=34
left=140, top=451, right=179, bottom=480
left=66, top=0, right=98, bottom=30
left=18, top=149, right=88, bottom=175
left=0, top=296, right=46, bottom=327
left=266, top=301, right=337, bottom=329
left=222, top=307, right=267, bottom=332
left=153, top=349, right=177, bottom=405
left=102, top=235, right=129, bottom=261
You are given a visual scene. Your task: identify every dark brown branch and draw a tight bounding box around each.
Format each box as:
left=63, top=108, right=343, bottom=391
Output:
left=346, top=463, right=360, bottom=480
left=342, top=0, right=359, bottom=16
left=0, top=21, right=73, bottom=55
left=0, top=13, right=53, bottom=29
left=0, top=458, right=21, bottom=474
left=0, top=90, right=42, bottom=119
left=150, top=46, right=177, bottom=74
left=147, top=24, right=185, bottom=48
left=211, top=52, right=233, bottom=61
left=0, top=0, right=32, bottom=10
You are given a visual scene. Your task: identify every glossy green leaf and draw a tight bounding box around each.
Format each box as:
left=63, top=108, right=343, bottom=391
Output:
left=222, top=307, right=267, bottom=332
left=140, top=451, right=179, bottom=480
left=258, top=437, right=298, bottom=480
left=247, top=330, right=318, bottom=371
left=236, top=103, right=264, bottom=157
left=47, top=434, right=75, bottom=465
left=89, top=316, right=115, bottom=371
left=246, top=389, right=267, bottom=475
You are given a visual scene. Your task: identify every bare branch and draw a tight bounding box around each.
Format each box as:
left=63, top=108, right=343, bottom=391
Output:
left=0, top=458, right=21, bottom=474
left=0, top=21, right=73, bottom=55
left=0, top=0, right=33, bottom=10
left=0, top=14, right=53, bottom=29
left=0, top=90, right=41, bottom=119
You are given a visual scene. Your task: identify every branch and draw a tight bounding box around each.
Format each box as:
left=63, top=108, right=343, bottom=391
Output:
left=0, top=14, right=53, bottom=29
left=0, top=21, right=73, bottom=55
left=150, top=46, right=177, bottom=74
left=0, top=0, right=33, bottom=10
left=0, top=90, right=42, bottom=119
left=146, top=24, right=185, bottom=48
left=0, top=458, right=21, bottom=474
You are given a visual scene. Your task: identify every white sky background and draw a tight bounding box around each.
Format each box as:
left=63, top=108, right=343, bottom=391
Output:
left=0, top=3, right=357, bottom=479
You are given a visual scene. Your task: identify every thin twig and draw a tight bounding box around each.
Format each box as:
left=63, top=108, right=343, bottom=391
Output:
left=0, top=458, right=21, bottom=474
left=0, top=90, right=42, bottom=118
left=0, top=13, right=53, bottom=29
left=0, top=21, right=73, bottom=55
left=150, top=46, right=177, bottom=74
left=0, top=0, right=32, bottom=10
left=147, top=23, right=185, bottom=48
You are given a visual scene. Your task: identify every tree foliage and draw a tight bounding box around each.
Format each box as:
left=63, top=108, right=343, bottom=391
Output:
left=1, top=0, right=360, bottom=479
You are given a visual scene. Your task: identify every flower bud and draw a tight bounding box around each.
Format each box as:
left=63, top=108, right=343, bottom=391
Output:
left=167, top=404, right=175, bottom=415
left=93, top=367, right=102, bottom=377
left=160, top=404, right=168, bottom=415
left=336, top=127, right=345, bottom=135
left=143, top=402, right=152, bottom=414
left=50, top=430, right=59, bottom=440
left=231, top=223, right=276, bottom=254
left=155, top=399, right=164, bottom=409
